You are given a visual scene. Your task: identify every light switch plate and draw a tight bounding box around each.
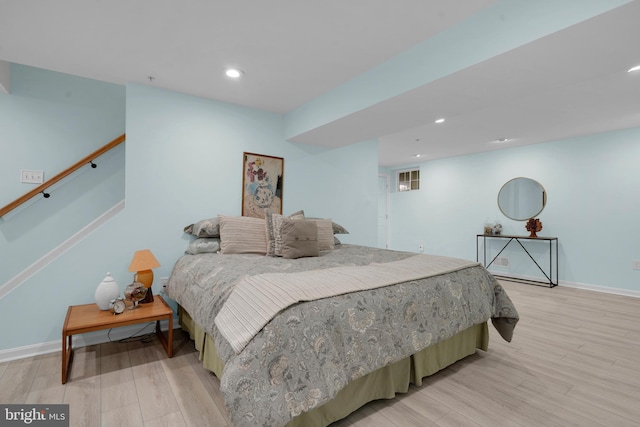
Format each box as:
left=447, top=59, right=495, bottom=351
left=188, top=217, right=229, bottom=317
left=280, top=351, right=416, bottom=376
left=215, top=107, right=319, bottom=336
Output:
left=20, top=169, right=44, bottom=184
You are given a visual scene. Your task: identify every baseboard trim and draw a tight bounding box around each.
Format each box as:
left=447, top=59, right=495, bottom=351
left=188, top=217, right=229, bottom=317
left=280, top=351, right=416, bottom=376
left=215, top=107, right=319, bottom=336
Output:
left=0, top=315, right=180, bottom=364
left=492, top=270, right=640, bottom=298
left=488, top=270, right=556, bottom=287
left=0, top=200, right=125, bottom=300
left=559, top=280, right=640, bottom=298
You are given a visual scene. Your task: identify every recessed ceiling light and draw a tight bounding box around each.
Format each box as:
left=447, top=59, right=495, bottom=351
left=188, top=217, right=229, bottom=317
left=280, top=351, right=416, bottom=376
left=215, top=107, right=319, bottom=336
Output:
left=627, top=65, right=640, bottom=73
left=413, top=154, right=422, bottom=158
left=434, top=118, right=445, bottom=124
left=492, top=138, right=511, bottom=143
left=225, top=68, right=244, bottom=78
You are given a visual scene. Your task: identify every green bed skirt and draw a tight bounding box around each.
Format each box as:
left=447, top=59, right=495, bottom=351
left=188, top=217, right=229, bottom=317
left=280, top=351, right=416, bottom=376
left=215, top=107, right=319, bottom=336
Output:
left=178, top=307, right=489, bottom=427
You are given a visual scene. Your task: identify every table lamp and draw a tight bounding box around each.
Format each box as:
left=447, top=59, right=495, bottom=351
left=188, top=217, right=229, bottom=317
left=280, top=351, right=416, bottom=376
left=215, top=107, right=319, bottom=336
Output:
left=128, top=249, right=160, bottom=303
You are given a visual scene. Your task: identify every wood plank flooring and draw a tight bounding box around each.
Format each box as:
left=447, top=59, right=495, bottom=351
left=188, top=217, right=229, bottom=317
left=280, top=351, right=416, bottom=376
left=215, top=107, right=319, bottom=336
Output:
left=1, top=281, right=639, bottom=427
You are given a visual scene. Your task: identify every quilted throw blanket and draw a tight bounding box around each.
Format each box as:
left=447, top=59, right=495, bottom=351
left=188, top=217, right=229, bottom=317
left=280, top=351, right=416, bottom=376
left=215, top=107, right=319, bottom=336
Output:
left=215, top=254, right=479, bottom=354
left=166, top=245, right=519, bottom=427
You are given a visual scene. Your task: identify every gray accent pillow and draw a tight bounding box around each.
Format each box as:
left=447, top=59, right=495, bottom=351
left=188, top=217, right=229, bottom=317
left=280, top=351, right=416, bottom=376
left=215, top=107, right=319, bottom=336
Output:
left=330, top=221, right=349, bottom=235
left=184, top=217, right=220, bottom=237
left=280, top=219, right=319, bottom=259
left=287, top=209, right=305, bottom=219
left=186, top=238, right=220, bottom=255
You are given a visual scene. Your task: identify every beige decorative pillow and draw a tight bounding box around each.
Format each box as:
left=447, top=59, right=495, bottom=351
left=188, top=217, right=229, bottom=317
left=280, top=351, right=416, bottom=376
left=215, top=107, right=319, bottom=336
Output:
left=280, top=219, right=319, bottom=259
left=312, top=219, right=335, bottom=250
left=218, top=215, right=267, bottom=255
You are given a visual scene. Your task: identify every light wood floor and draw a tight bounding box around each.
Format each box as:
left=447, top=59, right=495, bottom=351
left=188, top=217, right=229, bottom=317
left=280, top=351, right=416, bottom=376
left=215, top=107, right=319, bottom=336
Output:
left=1, top=281, right=639, bottom=427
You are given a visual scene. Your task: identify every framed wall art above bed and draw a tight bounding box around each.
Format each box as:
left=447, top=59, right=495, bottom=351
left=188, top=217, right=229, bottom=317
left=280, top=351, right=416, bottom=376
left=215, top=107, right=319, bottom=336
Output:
left=242, top=152, right=284, bottom=219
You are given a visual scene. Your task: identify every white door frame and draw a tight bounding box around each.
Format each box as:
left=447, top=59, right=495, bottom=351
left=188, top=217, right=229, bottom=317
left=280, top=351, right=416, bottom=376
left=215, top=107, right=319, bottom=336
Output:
left=378, top=174, right=390, bottom=249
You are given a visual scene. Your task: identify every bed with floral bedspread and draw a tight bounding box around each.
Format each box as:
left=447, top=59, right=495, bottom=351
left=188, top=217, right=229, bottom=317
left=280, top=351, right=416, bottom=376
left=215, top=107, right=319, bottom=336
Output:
left=166, top=244, right=518, bottom=427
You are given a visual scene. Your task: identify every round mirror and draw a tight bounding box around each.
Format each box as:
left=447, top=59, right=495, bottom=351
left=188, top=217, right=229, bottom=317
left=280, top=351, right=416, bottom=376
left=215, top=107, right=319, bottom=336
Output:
left=498, top=177, right=546, bottom=221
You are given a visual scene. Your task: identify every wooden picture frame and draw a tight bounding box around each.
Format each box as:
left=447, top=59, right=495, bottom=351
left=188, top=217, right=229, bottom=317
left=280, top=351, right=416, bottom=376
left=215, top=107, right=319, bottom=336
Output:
left=241, top=152, right=284, bottom=218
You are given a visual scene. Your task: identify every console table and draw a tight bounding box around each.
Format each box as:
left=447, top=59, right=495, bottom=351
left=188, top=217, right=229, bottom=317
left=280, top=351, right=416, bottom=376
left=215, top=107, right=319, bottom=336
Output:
left=476, top=234, right=558, bottom=288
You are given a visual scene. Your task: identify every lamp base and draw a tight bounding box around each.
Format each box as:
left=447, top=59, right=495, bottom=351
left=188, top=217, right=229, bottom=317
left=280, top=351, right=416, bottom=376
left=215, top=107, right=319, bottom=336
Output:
left=136, top=270, right=155, bottom=304
left=141, top=289, right=154, bottom=303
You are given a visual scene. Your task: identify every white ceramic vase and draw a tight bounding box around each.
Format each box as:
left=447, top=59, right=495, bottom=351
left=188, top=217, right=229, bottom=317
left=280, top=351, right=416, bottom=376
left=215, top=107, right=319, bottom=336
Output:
left=95, top=272, right=120, bottom=310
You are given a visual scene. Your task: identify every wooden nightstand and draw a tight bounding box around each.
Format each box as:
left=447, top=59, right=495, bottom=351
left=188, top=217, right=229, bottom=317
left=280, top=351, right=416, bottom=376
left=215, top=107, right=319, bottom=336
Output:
left=62, top=294, right=173, bottom=384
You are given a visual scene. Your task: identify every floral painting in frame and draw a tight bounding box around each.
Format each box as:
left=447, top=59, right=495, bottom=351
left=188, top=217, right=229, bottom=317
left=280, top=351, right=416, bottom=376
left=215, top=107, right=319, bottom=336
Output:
left=242, top=152, right=284, bottom=218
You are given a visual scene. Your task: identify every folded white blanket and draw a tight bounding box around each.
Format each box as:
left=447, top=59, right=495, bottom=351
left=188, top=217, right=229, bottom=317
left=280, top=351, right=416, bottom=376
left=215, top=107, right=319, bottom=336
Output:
left=215, top=254, right=478, bottom=354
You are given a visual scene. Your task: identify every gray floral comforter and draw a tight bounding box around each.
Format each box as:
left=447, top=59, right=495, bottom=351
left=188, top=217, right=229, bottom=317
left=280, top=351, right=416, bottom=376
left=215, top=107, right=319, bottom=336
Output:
left=166, top=244, right=518, bottom=427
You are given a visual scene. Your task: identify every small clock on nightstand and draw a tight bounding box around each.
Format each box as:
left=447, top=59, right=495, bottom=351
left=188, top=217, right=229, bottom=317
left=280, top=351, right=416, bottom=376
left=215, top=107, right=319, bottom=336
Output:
left=109, top=298, right=126, bottom=314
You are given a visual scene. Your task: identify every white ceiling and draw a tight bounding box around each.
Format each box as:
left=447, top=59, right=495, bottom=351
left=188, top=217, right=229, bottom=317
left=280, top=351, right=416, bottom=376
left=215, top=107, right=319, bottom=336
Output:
left=1, top=0, right=639, bottom=166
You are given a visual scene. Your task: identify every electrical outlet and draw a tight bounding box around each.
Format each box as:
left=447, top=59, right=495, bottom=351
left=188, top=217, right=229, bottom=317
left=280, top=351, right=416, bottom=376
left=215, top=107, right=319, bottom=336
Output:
left=20, top=169, right=44, bottom=184
left=159, top=277, right=169, bottom=291
left=418, top=243, right=424, bottom=252
left=494, top=257, right=510, bottom=267
left=632, top=260, right=640, bottom=270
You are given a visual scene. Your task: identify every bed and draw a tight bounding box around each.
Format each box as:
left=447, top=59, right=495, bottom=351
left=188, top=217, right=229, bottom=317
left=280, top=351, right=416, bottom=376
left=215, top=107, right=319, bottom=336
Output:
left=166, top=214, right=519, bottom=427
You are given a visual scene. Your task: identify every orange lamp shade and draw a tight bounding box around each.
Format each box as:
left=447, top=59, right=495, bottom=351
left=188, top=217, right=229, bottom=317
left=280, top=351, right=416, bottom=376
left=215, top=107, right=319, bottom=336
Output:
left=128, top=249, right=160, bottom=289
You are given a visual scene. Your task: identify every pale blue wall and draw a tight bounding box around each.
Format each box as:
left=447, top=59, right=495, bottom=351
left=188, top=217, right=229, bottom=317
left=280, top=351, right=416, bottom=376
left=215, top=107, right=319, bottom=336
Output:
left=0, top=81, right=379, bottom=352
left=0, top=64, right=125, bottom=286
left=0, top=64, right=125, bottom=204
left=284, top=140, right=379, bottom=247
left=386, top=128, right=640, bottom=292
